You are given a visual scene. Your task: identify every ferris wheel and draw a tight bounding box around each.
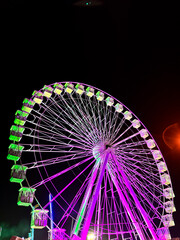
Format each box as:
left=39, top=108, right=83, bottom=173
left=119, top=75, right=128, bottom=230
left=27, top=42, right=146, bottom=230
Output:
left=7, top=82, right=176, bottom=240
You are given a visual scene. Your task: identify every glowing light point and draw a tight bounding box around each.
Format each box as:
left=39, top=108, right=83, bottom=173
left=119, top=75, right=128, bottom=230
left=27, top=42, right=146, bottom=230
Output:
left=96, top=91, right=104, bottom=101
left=64, top=82, right=74, bottom=94
left=140, top=129, right=149, bottom=138
left=87, top=232, right=95, bottom=240
left=124, top=111, right=132, bottom=120
left=86, top=87, right=94, bottom=97
left=105, top=96, right=114, bottom=106
left=115, top=103, right=123, bottom=113
left=132, top=119, right=141, bottom=129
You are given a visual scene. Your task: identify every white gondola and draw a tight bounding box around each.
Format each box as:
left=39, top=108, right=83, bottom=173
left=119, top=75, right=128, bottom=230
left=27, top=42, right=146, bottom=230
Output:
left=114, top=103, right=123, bottom=113
left=32, top=91, right=43, bottom=104
left=163, top=187, right=175, bottom=199
left=75, top=83, right=84, bottom=95
left=161, top=173, right=171, bottom=185
left=162, top=214, right=175, bottom=227
left=139, top=129, right=149, bottom=138
left=157, top=227, right=171, bottom=240
left=54, top=83, right=64, bottom=95
left=124, top=111, right=132, bottom=120
left=164, top=201, right=176, bottom=213
left=64, top=82, right=74, bottom=94
left=146, top=139, right=155, bottom=149
left=105, top=97, right=114, bottom=106
left=43, top=85, right=53, bottom=98
left=157, top=161, right=167, bottom=173
left=96, top=91, right=104, bottom=101
left=132, top=119, right=141, bottom=129
left=152, top=150, right=162, bottom=160
left=86, top=86, right=94, bottom=97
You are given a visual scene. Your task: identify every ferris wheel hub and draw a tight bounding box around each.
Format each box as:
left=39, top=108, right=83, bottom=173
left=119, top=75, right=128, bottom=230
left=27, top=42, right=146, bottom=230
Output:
left=92, top=142, right=114, bottom=160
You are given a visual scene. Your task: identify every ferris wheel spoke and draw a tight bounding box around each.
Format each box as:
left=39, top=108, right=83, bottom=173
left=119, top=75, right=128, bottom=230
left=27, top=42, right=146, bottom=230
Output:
left=73, top=94, right=100, bottom=138
left=117, top=149, right=155, bottom=164
left=24, top=151, right=92, bottom=170
left=40, top=100, right=92, bottom=141
left=123, top=167, right=162, bottom=213
left=130, top=180, right=163, bottom=208
left=120, top=164, right=160, bottom=188
left=31, top=155, right=94, bottom=189
left=58, top=164, right=97, bottom=229
left=8, top=82, right=174, bottom=240
left=35, top=98, right=91, bottom=143
left=107, top=173, right=122, bottom=237
left=86, top=94, right=103, bottom=139
left=43, top=157, right=96, bottom=209
left=119, top=162, right=164, bottom=209
left=117, top=139, right=147, bottom=149
left=106, top=109, right=118, bottom=142
left=60, top=94, right=96, bottom=139
left=24, top=124, right=91, bottom=149
left=124, top=162, right=161, bottom=185
left=22, top=143, right=90, bottom=153
left=110, top=117, right=126, bottom=143
left=124, top=167, right=161, bottom=201
left=112, top=129, right=140, bottom=147
left=49, top=96, right=95, bottom=140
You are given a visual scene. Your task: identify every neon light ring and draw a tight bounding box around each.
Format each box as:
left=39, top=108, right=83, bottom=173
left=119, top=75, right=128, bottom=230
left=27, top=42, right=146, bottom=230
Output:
left=7, top=82, right=176, bottom=240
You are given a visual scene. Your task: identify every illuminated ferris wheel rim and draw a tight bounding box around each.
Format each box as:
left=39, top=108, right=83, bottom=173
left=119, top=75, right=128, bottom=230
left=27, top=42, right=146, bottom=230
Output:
left=8, top=81, right=176, bottom=240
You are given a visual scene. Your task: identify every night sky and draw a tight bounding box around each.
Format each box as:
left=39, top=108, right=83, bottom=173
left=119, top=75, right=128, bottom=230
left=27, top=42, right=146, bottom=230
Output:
left=1, top=0, right=180, bottom=239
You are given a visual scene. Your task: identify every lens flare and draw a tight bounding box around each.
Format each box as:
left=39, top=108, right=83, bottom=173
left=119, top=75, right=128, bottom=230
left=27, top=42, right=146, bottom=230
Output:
left=163, top=122, right=180, bottom=150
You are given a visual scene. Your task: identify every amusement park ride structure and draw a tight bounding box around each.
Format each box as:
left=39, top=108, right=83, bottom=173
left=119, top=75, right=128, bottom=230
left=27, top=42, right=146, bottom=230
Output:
left=7, top=82, right=176, bottom=240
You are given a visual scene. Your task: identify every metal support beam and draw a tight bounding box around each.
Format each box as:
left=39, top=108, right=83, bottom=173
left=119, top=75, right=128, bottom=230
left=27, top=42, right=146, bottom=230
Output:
left=106, top=164, right=145, bottom=240
left=80, top=151, right=110, bottom=240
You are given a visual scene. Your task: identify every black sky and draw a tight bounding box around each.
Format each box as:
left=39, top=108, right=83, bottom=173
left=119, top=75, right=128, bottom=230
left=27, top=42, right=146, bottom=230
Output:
left=1, top=0, right=180, bottom=238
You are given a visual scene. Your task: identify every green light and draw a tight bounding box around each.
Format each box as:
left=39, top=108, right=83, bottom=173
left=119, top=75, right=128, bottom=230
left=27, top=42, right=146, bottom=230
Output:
left=9, top=135, right=21, bottom=142
left=7, top=144, right=24, bottom=161
left=74, top=204, right=86, bottom=235
left=8, top=144, right=24, bottom=151
left=14, top=118, right=25, bottom=126
left=7, top=154, right=20, bottom=161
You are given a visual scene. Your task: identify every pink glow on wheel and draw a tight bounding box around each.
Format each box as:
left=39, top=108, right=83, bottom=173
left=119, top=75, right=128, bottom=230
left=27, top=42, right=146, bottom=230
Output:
left=8, top=82, right=175, bottom=240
